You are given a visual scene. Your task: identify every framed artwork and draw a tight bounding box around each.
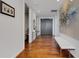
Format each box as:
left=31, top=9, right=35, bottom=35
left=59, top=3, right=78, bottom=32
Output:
left=0, top=0, right=15, bottom=17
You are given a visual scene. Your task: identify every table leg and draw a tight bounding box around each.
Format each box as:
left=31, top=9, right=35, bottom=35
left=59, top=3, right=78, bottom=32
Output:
left=60, top=49, right=62, bottom=56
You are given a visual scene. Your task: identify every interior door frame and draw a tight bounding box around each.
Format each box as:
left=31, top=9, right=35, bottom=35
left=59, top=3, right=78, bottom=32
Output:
left=25, top=3, right=29, bottom=43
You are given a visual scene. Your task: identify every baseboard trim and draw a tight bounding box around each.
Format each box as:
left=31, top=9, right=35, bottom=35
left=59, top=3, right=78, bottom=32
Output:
left=16, top=48, right=24, bottom=58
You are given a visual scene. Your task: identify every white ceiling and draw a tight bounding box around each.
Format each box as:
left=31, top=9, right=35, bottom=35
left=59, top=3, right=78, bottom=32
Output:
left=26, top=0, right=64, bottom=16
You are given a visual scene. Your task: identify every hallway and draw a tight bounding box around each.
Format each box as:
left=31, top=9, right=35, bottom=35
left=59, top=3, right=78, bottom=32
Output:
left=17, top=36, right=65, bottom=58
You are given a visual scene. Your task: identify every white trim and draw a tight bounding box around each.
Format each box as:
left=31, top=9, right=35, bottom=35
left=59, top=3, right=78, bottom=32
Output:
left=15, top=48, right=24, bottom=58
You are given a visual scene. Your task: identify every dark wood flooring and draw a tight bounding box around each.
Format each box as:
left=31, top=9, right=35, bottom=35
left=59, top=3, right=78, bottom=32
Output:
left=16, top=36, right=67, bottom=58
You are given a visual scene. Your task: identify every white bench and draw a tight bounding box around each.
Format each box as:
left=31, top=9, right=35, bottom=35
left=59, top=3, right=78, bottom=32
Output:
left=65, top=36, right=79, bottom=58
left=55, top=35, right=75, bottom=57
left=55, top=34, right=79, bottom=58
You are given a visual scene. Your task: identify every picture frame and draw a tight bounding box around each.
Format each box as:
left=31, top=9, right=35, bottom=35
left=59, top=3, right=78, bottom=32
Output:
left=0, top=0, right=15, bottom=17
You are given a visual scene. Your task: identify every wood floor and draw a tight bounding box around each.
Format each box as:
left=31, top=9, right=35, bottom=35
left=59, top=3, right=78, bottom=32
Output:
left=16, top=36, right=66, bottom=58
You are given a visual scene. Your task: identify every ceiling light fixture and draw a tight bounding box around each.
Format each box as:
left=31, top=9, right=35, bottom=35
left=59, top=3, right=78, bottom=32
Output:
left=70, top=0, right=73, bottom=1
left=37, top=10, right=40, bottom=13
left=57, top=0, right=60, bottom=2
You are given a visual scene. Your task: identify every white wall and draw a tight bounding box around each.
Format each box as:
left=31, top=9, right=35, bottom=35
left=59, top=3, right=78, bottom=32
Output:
left=60, top=0, right=79, bottom=40
left=29, top=8, right=37, bottom=43
left=36, top=16, right=60, bottom=36
left=36, top=17, right=41, bottom=36
left=54, top=13, right=60, bottom=36
left=0, top=0, right=24, bottom=58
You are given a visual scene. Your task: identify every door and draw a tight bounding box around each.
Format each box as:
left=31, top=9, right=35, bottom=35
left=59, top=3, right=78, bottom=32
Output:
left=41, top=19, right=52, bottom=36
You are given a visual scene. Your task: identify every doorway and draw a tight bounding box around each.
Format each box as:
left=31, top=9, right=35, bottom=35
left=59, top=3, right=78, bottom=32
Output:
left=41, top=19, right=53, bottom=36
left=25, top=4, right=29, bottom=44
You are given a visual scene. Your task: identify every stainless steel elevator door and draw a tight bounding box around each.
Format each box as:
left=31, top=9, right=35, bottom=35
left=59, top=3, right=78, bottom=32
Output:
left=41, top=19, right=52, bottom=36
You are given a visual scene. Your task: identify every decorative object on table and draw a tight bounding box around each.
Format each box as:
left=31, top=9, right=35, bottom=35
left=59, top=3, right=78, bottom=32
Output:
left=33, top=20, right=36, bottom=30
left=0, top=0, right=15, bottom=17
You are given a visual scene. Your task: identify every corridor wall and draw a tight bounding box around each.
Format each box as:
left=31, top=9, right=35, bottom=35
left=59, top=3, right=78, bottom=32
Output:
left=60, top=0, right=79, bottom=40
left=0, top=0, right=25, bottom=57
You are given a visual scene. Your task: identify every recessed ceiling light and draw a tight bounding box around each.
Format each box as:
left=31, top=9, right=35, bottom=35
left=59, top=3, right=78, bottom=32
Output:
left=57, top=0, right=60, bottom=2
left=70, top=0, right=73, bottom=1
left=37, top=10, right=40, bottom=13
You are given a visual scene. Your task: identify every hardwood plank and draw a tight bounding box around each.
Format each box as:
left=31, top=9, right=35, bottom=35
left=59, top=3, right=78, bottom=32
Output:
left=16, top=36, right=67, bottom=58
